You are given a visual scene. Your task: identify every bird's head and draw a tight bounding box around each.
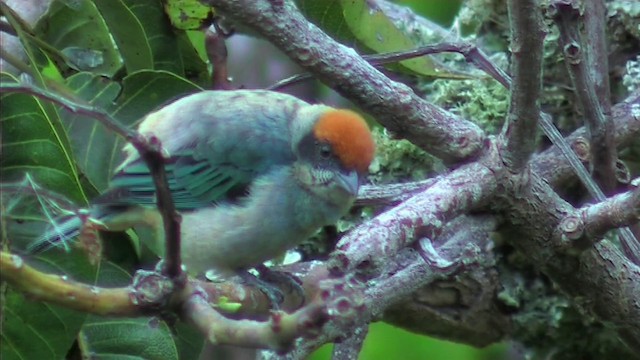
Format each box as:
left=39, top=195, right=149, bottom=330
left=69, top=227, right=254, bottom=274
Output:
left=292, top=107, right=375, bottom=207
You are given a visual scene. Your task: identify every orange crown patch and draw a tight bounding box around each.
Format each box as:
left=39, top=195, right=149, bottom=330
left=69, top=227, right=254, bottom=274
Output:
left=314, top=110, right=375, bottom=174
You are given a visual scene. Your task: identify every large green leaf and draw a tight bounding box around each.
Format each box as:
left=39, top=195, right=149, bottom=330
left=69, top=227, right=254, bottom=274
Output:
left=297, top=0, right=355, bottom=44
left=119, top=0, right=187, bottom=74
left=34, top=0, right=123, bottom=76
left=298, top=0, right=464, bottom=78
left=0, top=75, right=89, bottom=206
left=79, top=317, right=179, bottom=359
left=0, top=248, right=100, bottom=359
left=75, top=261, right=177, bottom=360
left=73, top=249, right=204, bottom=359
left=340, top=0, right=441, bottom=77
left=92, top=0, right=154, bottom=74
left=61, top=70, right=202, bottom=191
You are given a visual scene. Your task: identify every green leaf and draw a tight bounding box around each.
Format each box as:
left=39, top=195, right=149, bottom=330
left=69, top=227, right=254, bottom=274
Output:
left=34, top=0, right=123, bottom=76
left=76, top=263, right=179, bottom=360
left=92, top=0, right=154, bottom=73
left=0, top=4, right=93, bottom=205
left=0, top=248, right=100, bottom=360
left=61, top=70, right=202, bottom=191
left=297, top=0, right=355, bottom=43
left=298, top=0, right=464, bottom=78
left=120, top=0, right=189, bottom=74
left=63, top=73, right=122, bottom=191
left=163, top=0, right=215, bottom=30
left=0, top=74, right=90, bottom=205
left=79, top=318, right=179, bottom=360
left=340, top=0, right=441, bottom=77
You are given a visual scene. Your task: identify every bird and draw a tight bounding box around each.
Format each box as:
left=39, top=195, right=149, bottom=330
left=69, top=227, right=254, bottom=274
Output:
left=32, top=89, right=376, bottom=277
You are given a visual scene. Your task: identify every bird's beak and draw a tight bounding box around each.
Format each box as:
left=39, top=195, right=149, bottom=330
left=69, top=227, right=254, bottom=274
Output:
left=336, top=169, right=360, bottom=197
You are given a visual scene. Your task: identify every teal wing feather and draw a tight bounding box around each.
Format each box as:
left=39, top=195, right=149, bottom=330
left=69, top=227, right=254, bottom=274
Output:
left=95, top=148, right=294, bottom=210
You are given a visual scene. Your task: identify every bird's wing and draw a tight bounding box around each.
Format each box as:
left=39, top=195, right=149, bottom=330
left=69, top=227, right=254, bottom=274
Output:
left=96, top=146, right=294, bottom=210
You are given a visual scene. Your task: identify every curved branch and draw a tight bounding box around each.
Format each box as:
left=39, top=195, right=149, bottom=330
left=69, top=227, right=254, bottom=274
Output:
left=207, top=0, right=486, bottom=163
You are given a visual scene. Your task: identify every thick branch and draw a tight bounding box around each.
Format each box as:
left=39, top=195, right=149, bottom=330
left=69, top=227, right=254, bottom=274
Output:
left=497, top=171, right=640, bottom=350
left=501, top=0, right=545, bottom=171
left=554, top=187, right=640, bottom=252
left=331, top=325, right=368, bottom=360
left=208, top=0, right=485, bottom=163
left=330, top=161, right=497, bottom=274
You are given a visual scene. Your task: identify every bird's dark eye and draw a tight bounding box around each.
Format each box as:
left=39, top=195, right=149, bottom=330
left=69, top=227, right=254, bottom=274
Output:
left=319, top=144, right=332, bottom=159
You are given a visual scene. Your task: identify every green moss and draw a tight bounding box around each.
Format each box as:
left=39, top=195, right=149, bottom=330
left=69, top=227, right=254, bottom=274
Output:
left=622, top=55, right=640, bottom=93
left=368, top=127, right=441, bottom=184
left=422, top=61, right=510, bottom=135
left=608, top=1, right=640, bottom=39
left=497, top=261, right=634, bottom=359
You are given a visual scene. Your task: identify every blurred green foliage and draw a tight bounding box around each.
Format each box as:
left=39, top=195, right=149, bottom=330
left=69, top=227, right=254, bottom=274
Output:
left=310, top=323, right=505, bottom=360
left=395, top=0, right=463, bottom=26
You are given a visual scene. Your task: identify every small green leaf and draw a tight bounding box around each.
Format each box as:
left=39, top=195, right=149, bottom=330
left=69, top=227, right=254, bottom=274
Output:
left=163, top=0, right=215, bottom=30
left=216, top=296, right=243, bottom=313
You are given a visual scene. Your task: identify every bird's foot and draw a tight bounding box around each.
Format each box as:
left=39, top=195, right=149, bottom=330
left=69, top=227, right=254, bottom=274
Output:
left=238, top=270, right=285, bottom=310
left=238, top=265, right=306, bottom=310
left=255, top=264, right=305, bottom=308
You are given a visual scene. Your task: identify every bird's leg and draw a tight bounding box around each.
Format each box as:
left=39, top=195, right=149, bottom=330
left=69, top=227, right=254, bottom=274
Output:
left=254, top=264, right=305, bottom=308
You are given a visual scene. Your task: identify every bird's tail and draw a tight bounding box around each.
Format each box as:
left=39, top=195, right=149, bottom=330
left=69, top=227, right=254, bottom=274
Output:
left=28, top=214, right=85, bottom=253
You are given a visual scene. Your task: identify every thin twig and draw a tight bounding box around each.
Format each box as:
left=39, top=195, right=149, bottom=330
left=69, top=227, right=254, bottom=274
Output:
left=551, top=0, right=617, bottom=192
left=269, top=42, right=510, bottom=91
left=555, top=186, right=640, bottom=250
left=355, top=178, right=438, bottom=206
left=206, top=24, right=234, bottom=90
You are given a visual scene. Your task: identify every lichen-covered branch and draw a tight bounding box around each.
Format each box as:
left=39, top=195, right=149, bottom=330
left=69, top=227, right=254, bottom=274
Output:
left=497, top=171, right=640, bottom=350
left=330, top=161, right=497, bottom=274
left=331, top=325, right=368, bottom=360
left=556, top=186, right=640, bottom=247
left=501, top=0, right=545, bottom=171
